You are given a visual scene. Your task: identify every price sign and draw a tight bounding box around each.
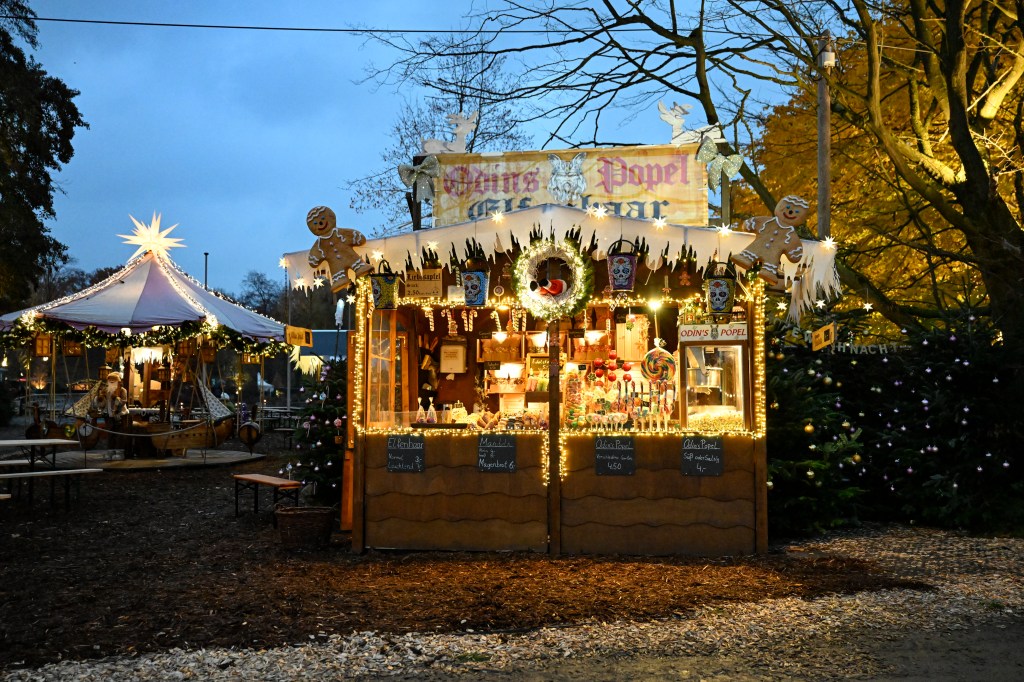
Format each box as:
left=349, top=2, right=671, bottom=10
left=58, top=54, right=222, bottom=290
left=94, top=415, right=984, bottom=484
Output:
left=595, top=436, right=636, bottom=475
left=477, top=434, right=516, bottom=472
left=681, top=436, right=724, bottom=476
left=386, top=434, right=425, bottom=472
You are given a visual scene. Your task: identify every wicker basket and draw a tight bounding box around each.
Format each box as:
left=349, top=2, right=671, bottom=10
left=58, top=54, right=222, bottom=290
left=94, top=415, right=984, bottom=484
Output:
left=275, top=506, right=335, bottom=549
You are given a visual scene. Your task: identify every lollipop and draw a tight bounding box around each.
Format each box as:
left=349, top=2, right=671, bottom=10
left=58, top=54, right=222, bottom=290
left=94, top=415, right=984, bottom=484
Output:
left=640, top=346, right=677, bottom=382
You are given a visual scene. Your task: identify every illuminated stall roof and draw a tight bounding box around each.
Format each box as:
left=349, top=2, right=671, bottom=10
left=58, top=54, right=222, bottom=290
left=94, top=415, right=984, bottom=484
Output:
left=284, top=203, right=840, bottom=316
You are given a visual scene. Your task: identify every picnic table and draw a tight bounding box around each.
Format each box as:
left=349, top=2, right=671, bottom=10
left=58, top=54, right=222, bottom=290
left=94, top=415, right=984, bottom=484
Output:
left=0, top=468, right=102, bottom=510
left=0, top=438, right=80, bottom=469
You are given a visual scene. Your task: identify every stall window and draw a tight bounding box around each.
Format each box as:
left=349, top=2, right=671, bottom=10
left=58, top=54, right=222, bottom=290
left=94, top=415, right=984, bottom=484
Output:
left=683, top=345, right=746, bottom=431
left=367, top=310, right=410, bottom=428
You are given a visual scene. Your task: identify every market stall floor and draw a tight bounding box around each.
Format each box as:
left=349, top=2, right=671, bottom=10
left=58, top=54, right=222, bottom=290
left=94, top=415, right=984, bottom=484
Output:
left=51, top=449, right=264, bottom=471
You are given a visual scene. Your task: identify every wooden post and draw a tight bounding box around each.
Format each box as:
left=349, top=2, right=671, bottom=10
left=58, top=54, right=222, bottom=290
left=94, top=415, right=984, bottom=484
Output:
left=817, top=32, right=833, bottom=240
left=547, top=316, right=561, bottom=556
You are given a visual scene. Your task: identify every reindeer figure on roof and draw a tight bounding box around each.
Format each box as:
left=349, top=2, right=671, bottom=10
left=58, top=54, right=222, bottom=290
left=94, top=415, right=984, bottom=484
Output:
left=421, top=111, right=479, bottom=155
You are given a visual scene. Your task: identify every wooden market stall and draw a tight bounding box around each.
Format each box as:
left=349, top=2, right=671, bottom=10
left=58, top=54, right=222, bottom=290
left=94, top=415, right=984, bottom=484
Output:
left=340, top=199, right=838, bottom=556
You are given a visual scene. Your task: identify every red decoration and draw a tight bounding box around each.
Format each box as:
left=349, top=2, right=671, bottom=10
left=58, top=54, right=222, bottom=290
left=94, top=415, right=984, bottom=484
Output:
left=594, top=358, right=605, bottom=367
left=608, top=350, right=618, bottom=360
left=623, top=373, right=632, bottom=382
left=623, top=362, right=632, bottom=371
left=607, top=371, right=617, bottom=381
left=595, top=368, right=605, bottom=377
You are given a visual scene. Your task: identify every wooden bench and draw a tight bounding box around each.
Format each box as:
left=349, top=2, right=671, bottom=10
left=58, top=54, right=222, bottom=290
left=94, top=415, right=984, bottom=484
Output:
left=0, top=493, right=11, bottom=502
left=0, top=468, right=102, bottom=510
left=232, top=473, right=303, bottom=526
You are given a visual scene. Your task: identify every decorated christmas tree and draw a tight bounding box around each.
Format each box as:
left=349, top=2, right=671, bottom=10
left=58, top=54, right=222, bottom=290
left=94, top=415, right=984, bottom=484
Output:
left=284, top=360, right=347, bottom=504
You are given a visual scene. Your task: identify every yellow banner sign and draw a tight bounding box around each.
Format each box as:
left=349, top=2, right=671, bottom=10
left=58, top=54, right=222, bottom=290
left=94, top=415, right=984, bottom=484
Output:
left=433, top=144, right=708, bottom=227
left=812, top=323, right=836, bottom=351
left=286, top=325, right=313, bottom=347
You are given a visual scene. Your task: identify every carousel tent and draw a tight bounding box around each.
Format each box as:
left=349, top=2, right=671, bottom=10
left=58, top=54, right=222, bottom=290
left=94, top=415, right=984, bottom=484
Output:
left=1, top=248, right=285, bottom=341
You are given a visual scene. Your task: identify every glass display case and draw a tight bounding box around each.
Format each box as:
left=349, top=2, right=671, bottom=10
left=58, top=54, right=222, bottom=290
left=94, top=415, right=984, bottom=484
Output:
left=682, top=345, right=746, bottom=431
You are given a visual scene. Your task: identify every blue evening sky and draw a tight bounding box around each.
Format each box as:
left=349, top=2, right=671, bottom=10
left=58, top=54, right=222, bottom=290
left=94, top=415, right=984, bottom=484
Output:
left=27, top=2, right=727, bottom=294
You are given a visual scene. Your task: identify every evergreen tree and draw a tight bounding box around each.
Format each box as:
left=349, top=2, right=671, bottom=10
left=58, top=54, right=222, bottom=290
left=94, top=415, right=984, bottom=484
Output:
left=285, top=360, right=347, bottom=504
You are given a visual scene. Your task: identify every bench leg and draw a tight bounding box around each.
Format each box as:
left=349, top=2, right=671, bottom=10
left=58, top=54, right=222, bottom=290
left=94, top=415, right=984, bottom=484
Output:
left=234, top=479, right=241, bottom=517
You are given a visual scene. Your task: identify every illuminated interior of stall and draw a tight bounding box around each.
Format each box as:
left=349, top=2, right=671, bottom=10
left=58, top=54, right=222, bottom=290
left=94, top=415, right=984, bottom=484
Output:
left=353, top=278, right=766, bottom=439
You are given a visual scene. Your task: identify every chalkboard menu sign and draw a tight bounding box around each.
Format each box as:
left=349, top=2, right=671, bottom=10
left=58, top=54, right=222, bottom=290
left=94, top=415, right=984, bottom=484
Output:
left=484, top=361, right=501, bottom=371
left=595, top=436, right=636, bottom=475
left=477, top=434, right=517, bottom=472
left=681, top=436, right=724, bottom=476
left=568, top=329, right=585, bottom=339
left=386, top=434, right=426, bottom=472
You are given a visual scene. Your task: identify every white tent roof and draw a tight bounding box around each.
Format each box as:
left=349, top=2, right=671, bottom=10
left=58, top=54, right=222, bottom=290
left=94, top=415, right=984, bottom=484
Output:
left=2, top=250, right=285, bottom=342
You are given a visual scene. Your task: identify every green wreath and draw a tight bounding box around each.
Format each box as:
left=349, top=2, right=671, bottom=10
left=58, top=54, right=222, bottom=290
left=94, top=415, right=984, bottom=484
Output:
left=512, top=239, right=594, bottom=321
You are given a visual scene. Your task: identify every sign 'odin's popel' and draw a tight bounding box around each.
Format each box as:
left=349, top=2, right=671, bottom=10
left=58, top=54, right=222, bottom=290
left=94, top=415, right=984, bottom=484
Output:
left=432, top=145, right=709, bottom=227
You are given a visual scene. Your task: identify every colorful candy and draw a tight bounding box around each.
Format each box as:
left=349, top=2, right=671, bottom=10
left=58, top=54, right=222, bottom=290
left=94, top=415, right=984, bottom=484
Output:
left=640, top=346, right=677, bottom=382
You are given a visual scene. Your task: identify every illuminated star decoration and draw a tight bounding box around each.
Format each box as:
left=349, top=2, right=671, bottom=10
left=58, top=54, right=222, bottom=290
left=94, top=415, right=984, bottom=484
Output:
left=294, top=276, right=307, bottom=289
left=716, top=224, right=731, bottom=236
left=863, top=301, right=874, bottom=312
left=118, top=213, right=184, bottom=261
left=313, top=277, right=326, bottom=289
left=776, top=301, right=788, bottom=311
left=491, top=210, right=505, bottom=224
left=653, top=217, right=667, bottom=230
left=815, top=299, right=826, bottom=309
left=821, top=236, right=837, bottom=251
left=345, top=294, right=356, bottom=304
left=594, top=204, right=609, bottom=219
left=278, top=257, right=288, bottom=269
left=371, top=250, right=385, bottom=263
left=427, top=241, right=439, bottom=251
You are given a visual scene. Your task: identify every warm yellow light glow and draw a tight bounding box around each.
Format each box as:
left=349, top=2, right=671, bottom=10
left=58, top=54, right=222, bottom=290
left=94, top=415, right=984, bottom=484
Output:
left=131, top=346, right=166, bottom=364
left=584, top=330, right=605, bottom=344
left=427, top=241, right=439, bottom=251
left=118, top=213, right=184, bottom=261
left=653, top=217, right=667, bottom=230
left=594, top=204, right=609, bottom=219
left=716, top=224, right=731, bottom=235
left=491, top=210, right=505, bottom=223
left=821, top=236, right=837, bottom=251
left=492, top=331, right=508, bottom=343
left=371, top=250, right=385, bottom=263
left=529, top=331, right=548, bottom=348
left=278, top=257, right=288, bottom=269
left=648, top=299, right=663, bottom=311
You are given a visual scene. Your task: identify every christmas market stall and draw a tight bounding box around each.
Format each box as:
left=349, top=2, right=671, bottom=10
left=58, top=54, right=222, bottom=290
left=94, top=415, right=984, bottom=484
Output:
left=0, top=215, right=290, bottom=455
left=291, top=134, right=839, bottom=555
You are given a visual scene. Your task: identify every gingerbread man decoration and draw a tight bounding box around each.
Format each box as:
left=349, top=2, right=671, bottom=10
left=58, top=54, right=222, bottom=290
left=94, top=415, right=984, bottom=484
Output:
left=730, top=195, right=810, bottom=286
left=306, top=206, right=373, bottom=292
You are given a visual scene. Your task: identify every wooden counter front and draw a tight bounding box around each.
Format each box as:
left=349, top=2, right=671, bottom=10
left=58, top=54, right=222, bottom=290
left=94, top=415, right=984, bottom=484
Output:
left=560, top=433, right=766, bottom=556
left=361, top=431, right=548, bottom=552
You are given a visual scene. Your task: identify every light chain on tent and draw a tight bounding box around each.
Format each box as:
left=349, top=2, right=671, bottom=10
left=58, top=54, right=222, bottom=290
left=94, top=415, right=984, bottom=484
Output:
left=155, top=255, right=220, bottom=329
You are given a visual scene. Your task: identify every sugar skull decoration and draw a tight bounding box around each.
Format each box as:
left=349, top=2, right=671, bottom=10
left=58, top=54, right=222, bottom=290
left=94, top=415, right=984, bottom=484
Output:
left=703, top=260, right=737, bottom=320
left=606, top=239, right=638, bottom=293
left=369, top=259, right=400, bottom=309
left=462, top=269, right=489, bottom=307
left=730, top=195, right=811, bottom=287
left=306, top=206, right=374, bottom=292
